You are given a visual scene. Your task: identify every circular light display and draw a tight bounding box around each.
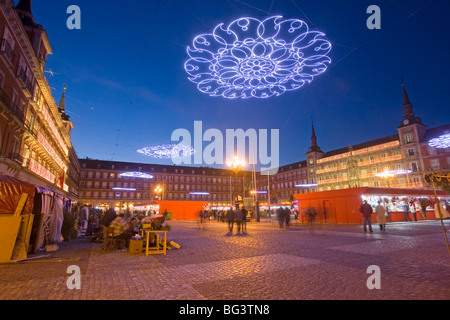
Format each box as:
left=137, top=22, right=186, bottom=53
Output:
left=429, top=133, right=450, bottom=149
left=184, top=16, right=332, bottom=99
left=137, top=144, right=195, bottom=159
left=119, top=172, right=154, bottom=179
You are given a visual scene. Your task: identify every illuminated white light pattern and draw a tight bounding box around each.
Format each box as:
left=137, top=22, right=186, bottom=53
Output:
left=189, top=192, right=210, bottom=195
left=119, top=172, right=154, bottom=179
left=429, top=134, right=450, bottom=149
left=295, top=183, right=319, bottom=188
left=185, top=16, right=332, bottom=99
left=374, top=170, right=412, bottom=178
left=137, top=144, right=196, bottom=159
left=112, top=187, right=137, bottom=191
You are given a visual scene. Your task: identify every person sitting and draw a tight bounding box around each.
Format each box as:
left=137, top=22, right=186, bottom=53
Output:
left=109, top=213, right=133, bottom=247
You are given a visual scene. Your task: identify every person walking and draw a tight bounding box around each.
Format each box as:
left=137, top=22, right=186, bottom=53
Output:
left=241, top=208, right=248, bottom=233
left=277, top=207, right=285, bottom=228
left=402, top=203, right=410, bottom=222
left=375, top=201, right=387, bottom=231
left=78, top=204, right=90, bottom=238
left=226, top=208, right=235, bottom=234
left=410, top=203, right=418, bottom=221
left=235, top=207, right=243, bottom=234
left=306, top=207, right=316, bottom=225
left=359, top=200, right=373, bottom=233
left=284, top=207, right=291, bottom=228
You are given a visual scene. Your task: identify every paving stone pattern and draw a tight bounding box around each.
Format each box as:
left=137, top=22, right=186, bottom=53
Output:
left=0, top=220, right=449, bottom=300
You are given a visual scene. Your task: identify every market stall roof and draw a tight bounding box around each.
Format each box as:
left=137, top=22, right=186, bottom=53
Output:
left=294, top=187, right=449, bottom=201
left=0, top=175, right=35, bottom=215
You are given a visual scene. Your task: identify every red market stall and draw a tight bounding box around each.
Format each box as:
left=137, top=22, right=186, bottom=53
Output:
left=294, top=187, right=450, bottom=225
left=134, top=200, right=208, bottom=220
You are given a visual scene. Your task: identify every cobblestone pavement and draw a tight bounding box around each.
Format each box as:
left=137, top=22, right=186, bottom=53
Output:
left=0, top=219, right=449, bottom=301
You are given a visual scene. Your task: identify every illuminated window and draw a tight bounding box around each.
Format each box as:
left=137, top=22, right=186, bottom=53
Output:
left=405, top=134, right=412, bottom=143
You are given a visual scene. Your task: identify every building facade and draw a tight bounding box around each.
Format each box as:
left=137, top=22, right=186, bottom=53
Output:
left=77, top=84, right=450, bottom=210
left=0, top=0, right=80, bottom=200
left=307, top=85, right=450, bottom=192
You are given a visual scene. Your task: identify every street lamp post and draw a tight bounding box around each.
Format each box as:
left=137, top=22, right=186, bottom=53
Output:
left=154, top=185, right=163, bottom=200
left=227, top=155, right=245, bottom=208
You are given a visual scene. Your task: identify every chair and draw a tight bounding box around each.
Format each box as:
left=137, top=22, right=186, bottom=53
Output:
left=106, top=227, right=127, bottom=251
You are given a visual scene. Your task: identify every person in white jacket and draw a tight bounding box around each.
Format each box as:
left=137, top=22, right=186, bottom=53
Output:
left=375, top=201, right=387, bottom=231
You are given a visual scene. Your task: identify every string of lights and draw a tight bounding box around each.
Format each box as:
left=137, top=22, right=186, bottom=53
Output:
left=185, top=16, right=331, bottom=99
left=136, top=144, right=196, bottom=159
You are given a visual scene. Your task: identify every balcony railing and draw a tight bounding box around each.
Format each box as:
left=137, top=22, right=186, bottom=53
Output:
left=16, top=66, right=34, bottom=96
left=8, top=152, right=24, bottom=166
left=0, top=88, right=25, bottom=123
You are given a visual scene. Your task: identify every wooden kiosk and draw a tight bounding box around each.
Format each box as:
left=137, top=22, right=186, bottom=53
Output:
left=294, top=187, right=450, bottom=225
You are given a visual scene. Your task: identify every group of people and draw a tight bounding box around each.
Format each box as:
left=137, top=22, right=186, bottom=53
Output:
left=222, top=206, right=248, bottom=235
left=360, top=198, right=450, bottom=233
left=74, top=205, right=170, bottom=249
left=276, top=207, right=292, bottom=228
left=359, top=200, right=387, bottom=233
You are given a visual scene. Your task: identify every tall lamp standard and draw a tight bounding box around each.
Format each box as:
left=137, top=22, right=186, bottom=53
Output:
left=227, top=155, right=246, bottom=208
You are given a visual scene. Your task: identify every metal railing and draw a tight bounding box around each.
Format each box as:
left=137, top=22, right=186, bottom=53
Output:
left=0, top=87, right=25, bottom=123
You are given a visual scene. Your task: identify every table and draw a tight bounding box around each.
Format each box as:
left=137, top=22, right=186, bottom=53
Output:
left=143, top=230, right=168, bottom=256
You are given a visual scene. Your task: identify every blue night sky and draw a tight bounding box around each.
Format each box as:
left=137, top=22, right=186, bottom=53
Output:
left=26, top=0, right=450, bottom=170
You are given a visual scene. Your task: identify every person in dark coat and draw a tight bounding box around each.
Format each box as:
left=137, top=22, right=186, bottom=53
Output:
left=359, top=200, right=373, bottom=233
left=241, top=208, right=248, bottom=233
left=284, top=207, right=291, bottom=228
left=277, top=207, right=285, bottom=228
left=226, top=209, right=235, bottom=234
left=235, top=208, right=243, bottom=234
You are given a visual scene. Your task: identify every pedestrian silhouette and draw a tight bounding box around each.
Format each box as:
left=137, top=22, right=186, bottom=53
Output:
left=226, top=208, right=235, bottom=235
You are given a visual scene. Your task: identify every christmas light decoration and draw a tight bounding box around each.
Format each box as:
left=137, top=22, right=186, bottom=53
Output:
left=428, top=133, right=450, bottom=149
left=112, top=187, right=137, bottom=191
left=119, top=172, right=154, bottom=179
left=250, top=190, right=268, bottom=194
left=185, top=16, right=332, bottom=99
left=374, top=170, right=412, bottom=178
left=137, top=144, right=195, bottom=159
left=189, top=192, right=210, bottom=195
left=295, top=183, right=319, bottom=188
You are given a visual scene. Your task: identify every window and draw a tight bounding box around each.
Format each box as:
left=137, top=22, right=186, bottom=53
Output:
left=430, top=159, right=440, bottom=170
left=405, top=134, right=412, bottom=143
left=1, top=27, right=15, bottom=62
left=427, top=146, right=437, bottom=156
left=408, top=149, right=415, bottom=157
left=411, top=162, right=418, bottom=172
